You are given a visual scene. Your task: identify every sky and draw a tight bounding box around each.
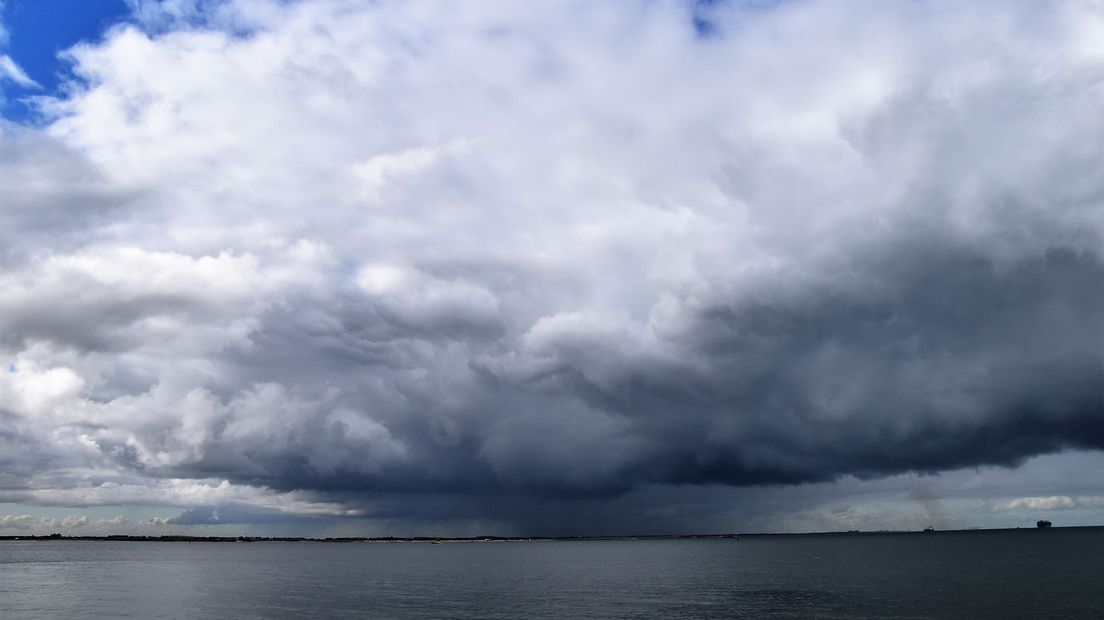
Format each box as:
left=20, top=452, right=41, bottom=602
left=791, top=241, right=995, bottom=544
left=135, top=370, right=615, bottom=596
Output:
left=0, top=0, right=1103, bottom=537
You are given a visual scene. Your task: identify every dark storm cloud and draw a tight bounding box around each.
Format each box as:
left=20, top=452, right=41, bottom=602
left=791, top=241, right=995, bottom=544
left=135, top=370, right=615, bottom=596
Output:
left=636, top=241, right=1104, bottom=484
left=124, top=236, right=1102, bottom=503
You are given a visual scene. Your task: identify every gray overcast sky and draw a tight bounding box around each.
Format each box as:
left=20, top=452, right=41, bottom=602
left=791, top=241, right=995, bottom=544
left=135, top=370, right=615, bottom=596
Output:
left=0, top=0, right=1103, bottom=536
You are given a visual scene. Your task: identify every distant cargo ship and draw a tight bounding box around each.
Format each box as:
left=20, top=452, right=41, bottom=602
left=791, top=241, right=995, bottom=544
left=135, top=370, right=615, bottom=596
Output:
left=1036, top=520, right=1052, bottom=529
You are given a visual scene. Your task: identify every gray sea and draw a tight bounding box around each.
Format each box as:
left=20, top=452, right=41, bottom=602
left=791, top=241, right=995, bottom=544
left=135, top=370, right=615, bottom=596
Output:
left=2, top=529, right=1102, bottom=618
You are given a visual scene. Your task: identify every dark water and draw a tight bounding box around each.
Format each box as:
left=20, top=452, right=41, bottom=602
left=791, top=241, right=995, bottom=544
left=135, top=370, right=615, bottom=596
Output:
left=2, top=529, right=1102, bottom=618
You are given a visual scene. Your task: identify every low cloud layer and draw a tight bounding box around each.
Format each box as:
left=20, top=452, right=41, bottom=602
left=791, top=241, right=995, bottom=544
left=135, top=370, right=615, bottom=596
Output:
left=1, top=0, right=1103, bottom=532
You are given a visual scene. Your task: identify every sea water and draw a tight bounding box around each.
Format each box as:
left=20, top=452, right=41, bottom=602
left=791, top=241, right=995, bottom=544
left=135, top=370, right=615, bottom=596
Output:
left=1, top=529, right=1101, bottom=618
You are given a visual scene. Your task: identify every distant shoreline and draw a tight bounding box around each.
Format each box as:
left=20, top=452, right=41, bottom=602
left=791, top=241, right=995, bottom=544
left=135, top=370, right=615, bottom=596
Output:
left=3, top=525, right=1101, bottom=543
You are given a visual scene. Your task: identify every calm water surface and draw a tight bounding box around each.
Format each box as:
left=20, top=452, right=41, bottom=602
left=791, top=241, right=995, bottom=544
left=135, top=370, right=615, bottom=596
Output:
left=2, top=529, right=1102, bottom=618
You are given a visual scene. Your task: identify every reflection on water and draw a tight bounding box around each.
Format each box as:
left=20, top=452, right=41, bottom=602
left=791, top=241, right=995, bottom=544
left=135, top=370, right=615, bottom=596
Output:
left=1, top=529, right=1102, bottom=618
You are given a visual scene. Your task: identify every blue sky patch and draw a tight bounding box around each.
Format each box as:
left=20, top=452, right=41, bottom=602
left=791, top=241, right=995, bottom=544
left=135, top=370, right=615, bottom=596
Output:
left=1, top=0, right=130, bottom=121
